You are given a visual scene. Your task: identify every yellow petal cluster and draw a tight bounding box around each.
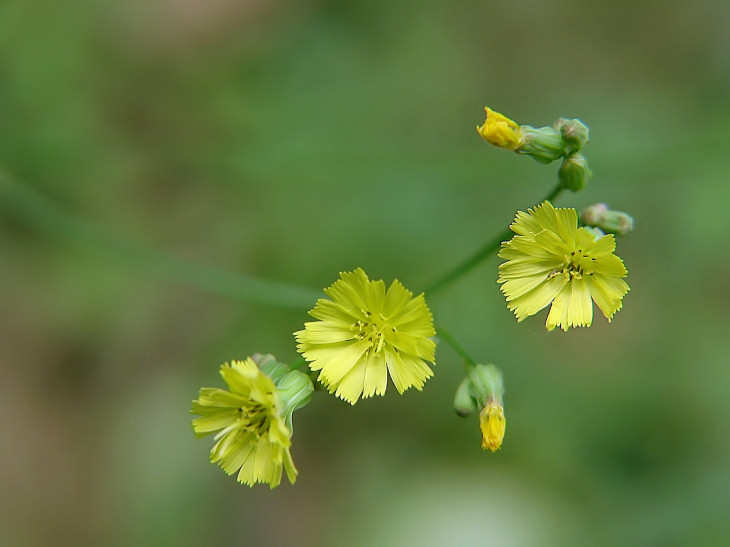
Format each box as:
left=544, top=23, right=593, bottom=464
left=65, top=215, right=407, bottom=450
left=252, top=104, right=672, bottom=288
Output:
left=498, top=201, right=629, bottom=331
left=191, top=359, right=297, bottom=488
left=295, top=268, right=436, bottom=404
left=476, top=107, right=523, bottom=150
left=479, top=401, right=506, bottom=452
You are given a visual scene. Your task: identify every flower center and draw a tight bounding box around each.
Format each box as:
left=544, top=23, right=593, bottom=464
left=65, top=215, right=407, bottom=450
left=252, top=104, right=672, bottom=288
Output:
left=549, top=249, right=596, bottom=281
left=239, top=403, right=269, bottom=437
left=352, top=310, right=392, bottom=353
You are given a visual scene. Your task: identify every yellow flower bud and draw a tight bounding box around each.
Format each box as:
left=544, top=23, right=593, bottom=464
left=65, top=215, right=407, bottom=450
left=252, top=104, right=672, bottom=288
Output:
left=479, top=400, right=506, bottom=452
left=476, top=107, right=522, bottom=150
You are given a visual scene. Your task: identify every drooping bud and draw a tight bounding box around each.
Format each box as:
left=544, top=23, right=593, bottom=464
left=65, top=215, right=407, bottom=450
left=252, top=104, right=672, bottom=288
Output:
left=453, top=377, right=478, bottom=417
left=467, top=363, right=504, bottom=407
left=452, top=364, right=507, bottom=452
left=479, top=401, right=506, bottom=452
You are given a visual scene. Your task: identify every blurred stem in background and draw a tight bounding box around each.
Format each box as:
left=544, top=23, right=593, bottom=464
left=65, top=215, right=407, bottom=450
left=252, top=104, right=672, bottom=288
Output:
left=1, top=170, right=561, bottom=372
left=0, top=172, right=321, bottom=308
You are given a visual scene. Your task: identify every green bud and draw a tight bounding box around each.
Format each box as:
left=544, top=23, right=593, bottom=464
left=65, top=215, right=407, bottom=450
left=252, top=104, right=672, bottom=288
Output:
left=581, top=203, right=608, bottom=225
left=558, top=153, right=592, bottom=192
left=517, top=126, right=567, bottom=164
left=453, top=364, right=505, bottom=417
left=453, top=377, right=478, bottom=417
left=467, top=364, right=504, bottom=406
left=554, top=118, right=590, bottom=154
left=581, top=203, right=634, bottom=236
left=601, top=210, right=634, bottom=236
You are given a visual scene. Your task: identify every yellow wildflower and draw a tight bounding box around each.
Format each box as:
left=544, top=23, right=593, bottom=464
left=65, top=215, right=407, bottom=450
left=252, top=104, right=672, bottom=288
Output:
left=498, top=201, right=629, bottom=331
left=479, top=400, right=506, bottom=452
left=191, top=359, right=297, bottom=488
left=476, top=107, right=523, bottom=150
left=295, top=268, right=436, bottom=404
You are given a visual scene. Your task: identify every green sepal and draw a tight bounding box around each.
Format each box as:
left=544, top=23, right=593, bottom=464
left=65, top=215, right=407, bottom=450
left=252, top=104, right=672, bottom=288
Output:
left=517, top=126, right=567, bottom=164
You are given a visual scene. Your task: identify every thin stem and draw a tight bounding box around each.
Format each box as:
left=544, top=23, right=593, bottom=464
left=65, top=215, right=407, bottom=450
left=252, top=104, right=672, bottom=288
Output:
left=0, top=173, right=321, bottom=309
left=436, top=323, right=476, bottom=373
left=424, top=182, right=564, bottom=296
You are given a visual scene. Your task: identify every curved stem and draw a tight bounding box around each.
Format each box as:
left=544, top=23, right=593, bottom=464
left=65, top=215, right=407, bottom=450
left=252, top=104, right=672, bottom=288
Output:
left=0, top=172, right=321, bottom=309
left=424, top=182, right=564, bottom=295
left=436, top=323, right=476, bottom=373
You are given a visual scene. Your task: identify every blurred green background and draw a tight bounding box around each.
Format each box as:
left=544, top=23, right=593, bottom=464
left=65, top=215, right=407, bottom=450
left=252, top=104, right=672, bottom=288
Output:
left=2, top=1, right=730, bottom=545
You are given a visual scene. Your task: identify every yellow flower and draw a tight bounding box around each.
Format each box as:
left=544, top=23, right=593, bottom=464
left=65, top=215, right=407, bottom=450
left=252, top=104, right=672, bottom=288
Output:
left=295, top=268, right=436, bottom=404
left=479, top=400, right=506, bottom=452
left=476, top=107, right=523, bottom=150
left=191, top=359, right=297, bottom=488
left=498, top=201, right=629, bottom=331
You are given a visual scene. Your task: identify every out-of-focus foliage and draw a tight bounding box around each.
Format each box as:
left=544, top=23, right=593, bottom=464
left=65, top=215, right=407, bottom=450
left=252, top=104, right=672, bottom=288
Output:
left=1, top=1, right=729, bottom=545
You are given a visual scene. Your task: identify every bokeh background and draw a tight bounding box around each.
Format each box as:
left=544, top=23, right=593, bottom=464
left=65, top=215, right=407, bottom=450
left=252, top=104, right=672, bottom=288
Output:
left=2, top=1, right=730, bottom=545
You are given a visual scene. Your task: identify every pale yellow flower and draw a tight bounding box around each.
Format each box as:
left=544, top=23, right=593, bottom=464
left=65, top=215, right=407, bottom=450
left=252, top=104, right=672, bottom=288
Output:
left=479, top=400, right=506, bottom=452
left=498, top=201, right=629, bottom=331
left=191, top=359, right=297, bottom=488
left=295, top=268, right=436, bottom=404
left=476, top=107, right=523, bottom=150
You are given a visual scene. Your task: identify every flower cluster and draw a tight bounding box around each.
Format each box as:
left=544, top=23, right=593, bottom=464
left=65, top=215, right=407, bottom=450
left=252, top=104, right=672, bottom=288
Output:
left=189, top=105, right=634, bottom=488
left=477, top=107, right=593, bottom=191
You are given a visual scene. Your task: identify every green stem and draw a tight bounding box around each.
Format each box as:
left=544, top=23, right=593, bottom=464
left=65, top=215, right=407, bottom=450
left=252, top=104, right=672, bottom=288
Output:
left=436, top=323, right=476, bottom=373
left=424, top=182, right=564, bottom=295
left=0, top=173, right=321, bottom=309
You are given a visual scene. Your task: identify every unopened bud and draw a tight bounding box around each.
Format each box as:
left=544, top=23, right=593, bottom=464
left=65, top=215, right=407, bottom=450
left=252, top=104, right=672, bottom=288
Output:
left=517, top=126, right=567, bottom=164
left=452, top=364, right=507, bottom=452
left=554, top=118, right=590, bottom=154
left=476, top=107, right=523, bottom=150
left=453, top=377, right=478, bottom=417
left=558, top=153, right=592, bottom=192
left=581, top=203, right=608, bottom=225
left=467, top=364, right=504, bottom=406
left=479, top=401, right=506, bottom=452
left=581, top=203, right=634, bottom=236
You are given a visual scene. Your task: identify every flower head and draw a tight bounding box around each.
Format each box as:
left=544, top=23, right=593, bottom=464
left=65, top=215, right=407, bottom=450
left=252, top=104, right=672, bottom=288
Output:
left=191, top=359, right=297, bottom=488
left=498, top=201, right=629, bottom=331
left=476, top=107, right=523, bottom=150
left=479, top=400, right=506, bottom=452
left=295, top=268, right=436, bottom=404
